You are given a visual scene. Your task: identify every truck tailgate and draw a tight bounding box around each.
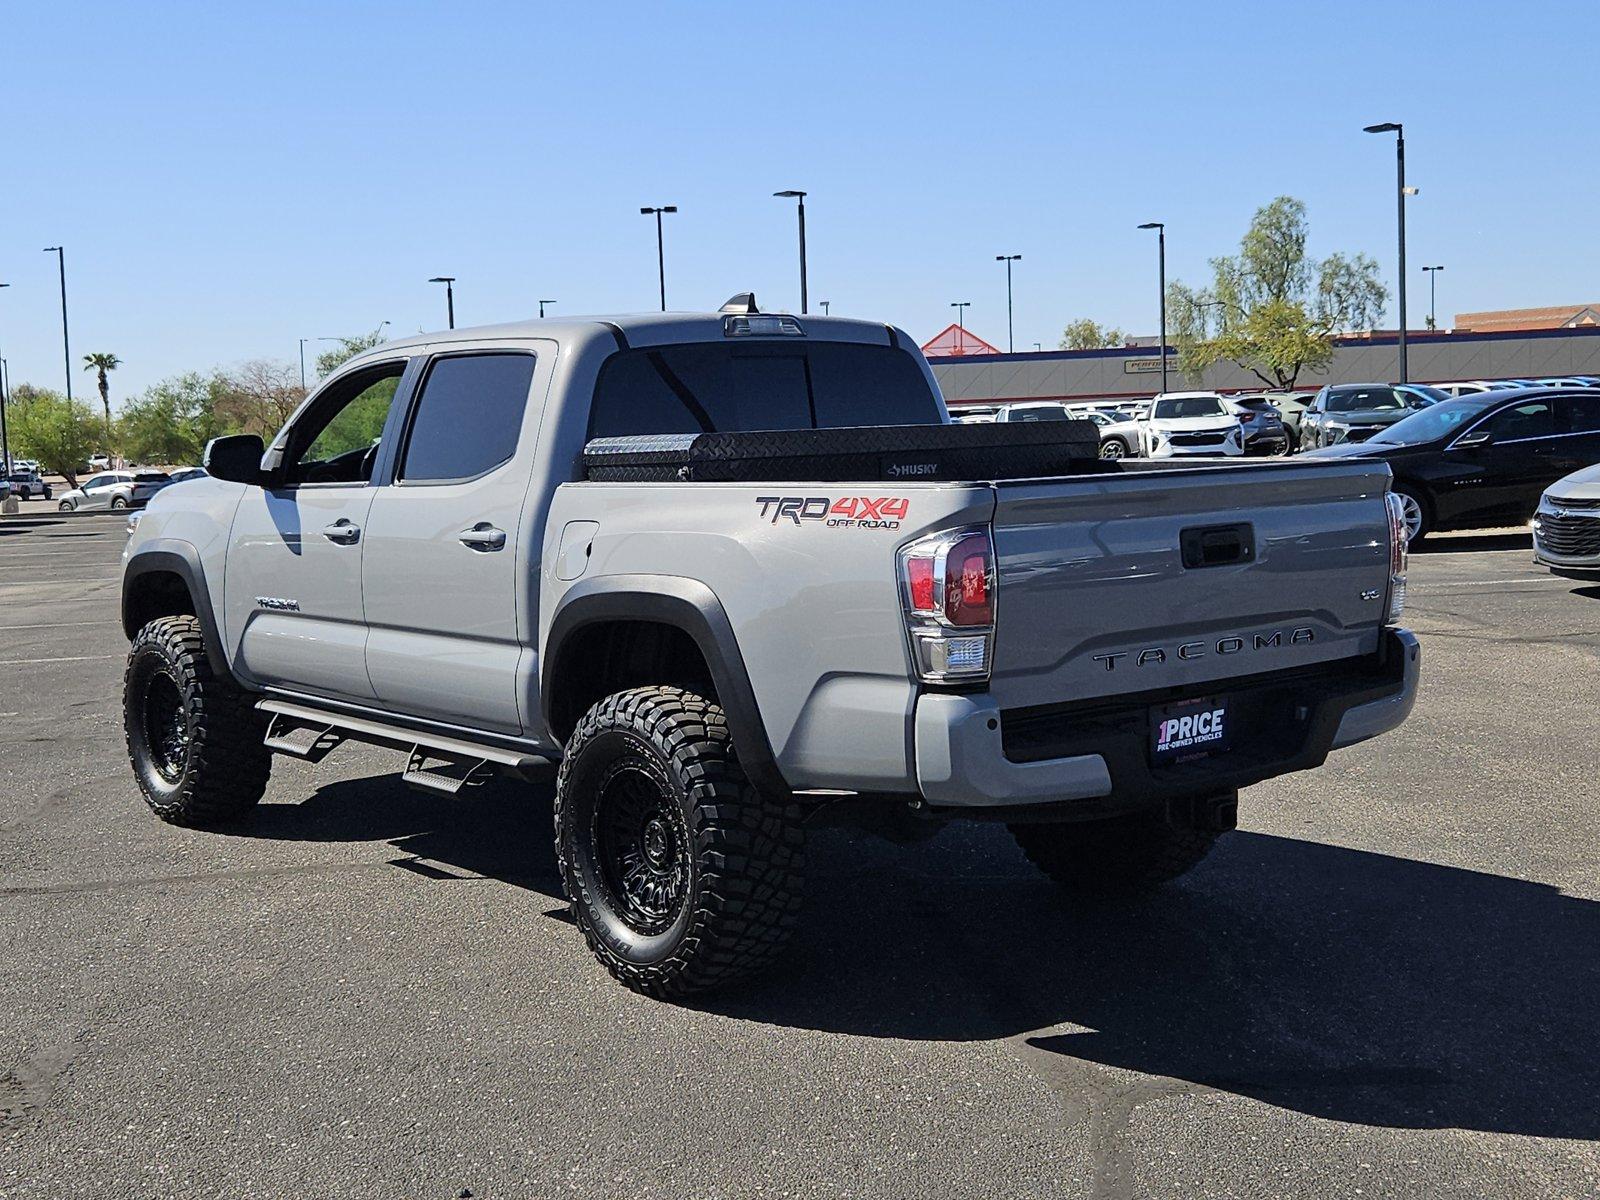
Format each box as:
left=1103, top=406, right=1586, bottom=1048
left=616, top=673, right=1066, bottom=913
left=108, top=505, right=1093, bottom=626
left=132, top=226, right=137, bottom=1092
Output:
left=988, top=460, right=1396, bottom=710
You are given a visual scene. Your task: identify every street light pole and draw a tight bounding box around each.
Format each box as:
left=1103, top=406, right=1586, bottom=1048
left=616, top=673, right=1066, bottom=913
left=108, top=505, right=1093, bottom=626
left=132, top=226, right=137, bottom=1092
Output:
left=42, top=247, right=72, bottom=400
left=950, top=301, right=971, bottom=353
left=428, top=276, right=456, bottom=329
left=639, top=206, right=677, bottom=311
left=1364, top=122, right=1408, bottom=382
left=1423, top=265, right=1444, bottom=329
left=0, top=282, right=10, bottom=473
left=773, top=191, right=808, bottom=313
left=539, top=300, right=556, bottom=319
left=819, top=301, right=831, bottom=315
left=1137, top=223, right=1168, bottom=395
left=298, top=338, right=309, bottom=392
left=995, top=254, right=1021, bottom=352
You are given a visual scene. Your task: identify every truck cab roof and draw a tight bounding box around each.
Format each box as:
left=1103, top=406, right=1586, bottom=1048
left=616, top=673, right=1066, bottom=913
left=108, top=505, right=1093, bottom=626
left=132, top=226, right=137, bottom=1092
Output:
left=350, top=310, right=909, bottom=370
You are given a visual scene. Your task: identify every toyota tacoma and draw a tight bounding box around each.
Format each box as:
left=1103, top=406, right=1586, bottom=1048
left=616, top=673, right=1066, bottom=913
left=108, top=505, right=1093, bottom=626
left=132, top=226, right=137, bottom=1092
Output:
left=120, top=300, right=1419, bottom=997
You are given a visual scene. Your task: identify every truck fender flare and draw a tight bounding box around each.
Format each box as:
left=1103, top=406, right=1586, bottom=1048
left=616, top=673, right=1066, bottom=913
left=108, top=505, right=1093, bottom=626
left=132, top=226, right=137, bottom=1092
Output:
left=542, top=575, right=788, bottom=797
left=122, top=541, right=231, bottom=679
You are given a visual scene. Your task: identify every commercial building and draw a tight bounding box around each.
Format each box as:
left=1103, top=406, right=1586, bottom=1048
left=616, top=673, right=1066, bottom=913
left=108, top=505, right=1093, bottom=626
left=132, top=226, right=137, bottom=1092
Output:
left=929, top=325, right=1600, bottom=408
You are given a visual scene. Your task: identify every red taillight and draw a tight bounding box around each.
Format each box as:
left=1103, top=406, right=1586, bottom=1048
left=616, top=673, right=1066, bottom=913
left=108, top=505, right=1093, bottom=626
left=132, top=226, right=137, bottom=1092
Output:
left=944, top=532, right=993, bottom=626
left=898, top=525, right=997, bottom=683
left=907, top=556, right=936, bottom=612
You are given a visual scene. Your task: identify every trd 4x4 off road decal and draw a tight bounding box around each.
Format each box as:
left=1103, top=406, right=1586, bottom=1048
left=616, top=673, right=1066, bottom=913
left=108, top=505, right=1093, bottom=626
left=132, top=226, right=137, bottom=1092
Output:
left=755, top=496, right=909, bottom=530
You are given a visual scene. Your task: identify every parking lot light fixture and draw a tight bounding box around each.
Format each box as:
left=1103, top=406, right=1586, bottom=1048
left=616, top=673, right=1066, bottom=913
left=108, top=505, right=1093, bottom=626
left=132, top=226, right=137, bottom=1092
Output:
left=428, top=276, right=456, bottom=329
left=819, top=301, right=831, bottom=315
left=951, top=301, right=972, bottom=353
left=996, top=255, right=1022, bottom=352
left=1364, top=122, right=1408, bottom=382
left=1137, top=223, right=1168, bottom=395
left=773, top=191, right=808, bottom=314
left=640, top=206, right=677, bottom=310
left=539, top=300, right=556, bottom=319
left=1423, top=265, right=1444, bottom=330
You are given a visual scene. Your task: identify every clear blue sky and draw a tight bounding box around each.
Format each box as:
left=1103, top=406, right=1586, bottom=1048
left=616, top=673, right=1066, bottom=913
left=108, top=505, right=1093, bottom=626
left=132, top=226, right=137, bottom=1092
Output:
left=2, top=1, right=1595, bottom=400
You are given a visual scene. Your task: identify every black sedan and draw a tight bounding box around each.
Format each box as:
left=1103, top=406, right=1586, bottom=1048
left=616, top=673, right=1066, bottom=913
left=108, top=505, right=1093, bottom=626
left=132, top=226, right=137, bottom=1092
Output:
left=1303, top=388, right=1600, bottom=541
left=1300, top=383, right=1448, bottom=450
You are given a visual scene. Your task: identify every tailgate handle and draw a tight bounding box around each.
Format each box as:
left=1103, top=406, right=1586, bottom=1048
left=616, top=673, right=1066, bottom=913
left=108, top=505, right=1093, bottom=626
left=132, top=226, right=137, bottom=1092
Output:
left=1181, top=523, right=1254, bottom=569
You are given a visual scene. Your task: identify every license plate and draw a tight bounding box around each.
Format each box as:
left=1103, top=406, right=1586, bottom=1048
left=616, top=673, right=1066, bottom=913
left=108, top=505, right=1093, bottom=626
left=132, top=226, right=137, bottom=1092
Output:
left=1151, top=696, right=1232, bottom=764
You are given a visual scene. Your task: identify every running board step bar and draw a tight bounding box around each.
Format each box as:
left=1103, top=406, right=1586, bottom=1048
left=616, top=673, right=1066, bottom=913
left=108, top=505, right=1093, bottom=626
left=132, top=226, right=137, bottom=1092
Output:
left=403, top=748, right=499, bottom=796
left=262, top=713, right=344, bottom=762
left=255, top=698, right=555, bottom=788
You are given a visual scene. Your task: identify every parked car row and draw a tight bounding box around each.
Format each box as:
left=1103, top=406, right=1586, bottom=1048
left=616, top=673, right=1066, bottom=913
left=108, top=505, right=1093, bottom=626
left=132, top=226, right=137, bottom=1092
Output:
left=948, top=383, right=1600, bottom=570
left=1304, top=386, right=1600, bottom=543
left=52, top=466, right=207, bottom=512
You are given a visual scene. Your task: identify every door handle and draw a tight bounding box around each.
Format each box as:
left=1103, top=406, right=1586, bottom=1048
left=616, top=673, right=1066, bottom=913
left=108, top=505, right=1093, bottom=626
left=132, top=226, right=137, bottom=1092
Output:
left=322, top=520, right=361, bottom=544
left=458, top=524, right=507, bottom=551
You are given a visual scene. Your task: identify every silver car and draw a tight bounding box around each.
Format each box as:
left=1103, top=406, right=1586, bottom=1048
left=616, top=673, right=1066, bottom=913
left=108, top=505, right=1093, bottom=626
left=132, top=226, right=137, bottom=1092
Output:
left=56, top=471, right=172, bottom=512
left=1533, top=463, right=1600, bottom=580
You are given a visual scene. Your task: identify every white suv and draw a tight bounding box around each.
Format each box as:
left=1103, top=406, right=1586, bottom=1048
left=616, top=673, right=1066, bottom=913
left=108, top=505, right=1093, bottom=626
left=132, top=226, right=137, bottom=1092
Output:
left=1141, top=392, right=1245, bottom=458
left=56, top=471, right=172, bottom=512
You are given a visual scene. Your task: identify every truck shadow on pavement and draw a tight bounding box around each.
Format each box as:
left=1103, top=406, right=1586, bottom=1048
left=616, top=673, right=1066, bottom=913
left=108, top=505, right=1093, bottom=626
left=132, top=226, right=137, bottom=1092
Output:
left=232, top=776, right=1600, bottom=1139
left=1411, top=531, right=1531, bottom=554
left=710, top=825, right=1600, bottom=1140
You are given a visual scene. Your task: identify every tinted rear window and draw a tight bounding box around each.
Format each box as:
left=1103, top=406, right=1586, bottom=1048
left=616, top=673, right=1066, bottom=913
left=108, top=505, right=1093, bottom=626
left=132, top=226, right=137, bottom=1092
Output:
left=401, top=353, right=536, bottom=482
left=588, top=342, right=941, bottom=438
left=1006, top=405, right=1071, bottom=422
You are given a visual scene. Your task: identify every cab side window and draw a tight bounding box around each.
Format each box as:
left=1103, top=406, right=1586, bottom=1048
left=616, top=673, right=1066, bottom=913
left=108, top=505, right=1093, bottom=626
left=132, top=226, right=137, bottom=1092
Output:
left=282, top=363, right=407, bottom=486
left=1483, top=400, right=1555, bottom=442
left=398, top=353, right=536, bottom=483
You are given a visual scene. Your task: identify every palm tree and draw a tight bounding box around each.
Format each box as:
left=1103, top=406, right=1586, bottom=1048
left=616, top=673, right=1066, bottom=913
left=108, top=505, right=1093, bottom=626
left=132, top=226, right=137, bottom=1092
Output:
left=83, top=352, right=121, bottom=456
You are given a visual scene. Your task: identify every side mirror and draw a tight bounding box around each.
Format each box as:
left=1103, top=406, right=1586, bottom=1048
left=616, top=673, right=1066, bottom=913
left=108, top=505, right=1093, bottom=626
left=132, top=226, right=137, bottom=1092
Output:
left=203, top=434, right=266, bottom=484
left=1451, top=428, right=1492, bottom=450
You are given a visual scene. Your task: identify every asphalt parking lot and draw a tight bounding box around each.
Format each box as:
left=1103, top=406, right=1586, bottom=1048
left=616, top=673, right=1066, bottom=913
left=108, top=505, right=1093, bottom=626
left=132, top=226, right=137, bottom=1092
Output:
left=2, top=511, right=1597, bottom=1200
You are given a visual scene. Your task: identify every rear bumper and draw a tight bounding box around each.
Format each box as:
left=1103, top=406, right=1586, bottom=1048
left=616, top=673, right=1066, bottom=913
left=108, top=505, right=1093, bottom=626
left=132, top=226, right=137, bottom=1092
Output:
left=914, top=628, right=1419, bottom=814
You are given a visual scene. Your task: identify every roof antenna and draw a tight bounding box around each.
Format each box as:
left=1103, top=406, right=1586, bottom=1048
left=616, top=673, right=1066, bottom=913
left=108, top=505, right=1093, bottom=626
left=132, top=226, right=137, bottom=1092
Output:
left=719, top=292, right=759, bottom=314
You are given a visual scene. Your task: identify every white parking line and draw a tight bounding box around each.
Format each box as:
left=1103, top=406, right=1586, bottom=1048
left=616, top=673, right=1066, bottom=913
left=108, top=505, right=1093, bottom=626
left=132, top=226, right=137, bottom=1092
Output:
left=0, top=654, right=120, bottom=665
left=0, top=621, right=121, bottom=630
left=1411, top=576, right=1557, bottom=588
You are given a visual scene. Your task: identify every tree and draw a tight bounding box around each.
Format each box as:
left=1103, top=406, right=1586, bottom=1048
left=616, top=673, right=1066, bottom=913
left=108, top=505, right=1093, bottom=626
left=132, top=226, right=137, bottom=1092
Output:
left=1059, top=319, right=1126, bottom=351
left=212, top=360, right=305, bottom=441
left=314, top=328, right=388, bottom=378
left=8, top=387, right=102, bottom=487
left=117, top=373, right=224, bottom=466
left=1167, top=197, right=1388, bottom=390
left=83, top=352, right=121, bottom=450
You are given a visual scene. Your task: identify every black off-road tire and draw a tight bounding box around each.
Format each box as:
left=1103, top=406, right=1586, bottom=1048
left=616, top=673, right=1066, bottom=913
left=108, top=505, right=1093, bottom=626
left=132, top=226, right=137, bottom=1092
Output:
left=123, top=615, right=272, bottom=826
left=554, top=686, right=805, bottom=998
left=1009, top=808, right=1219, bottom=894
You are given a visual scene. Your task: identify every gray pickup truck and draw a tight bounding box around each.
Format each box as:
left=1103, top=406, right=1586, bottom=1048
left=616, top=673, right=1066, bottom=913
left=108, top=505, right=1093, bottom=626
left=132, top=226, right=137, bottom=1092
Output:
left=120, top=302, right=1419, bottom=997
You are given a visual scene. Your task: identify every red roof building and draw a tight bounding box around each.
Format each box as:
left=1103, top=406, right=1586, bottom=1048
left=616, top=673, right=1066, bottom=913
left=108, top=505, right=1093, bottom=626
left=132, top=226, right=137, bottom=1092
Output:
left=921, top=323, right=1002, bottom=357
